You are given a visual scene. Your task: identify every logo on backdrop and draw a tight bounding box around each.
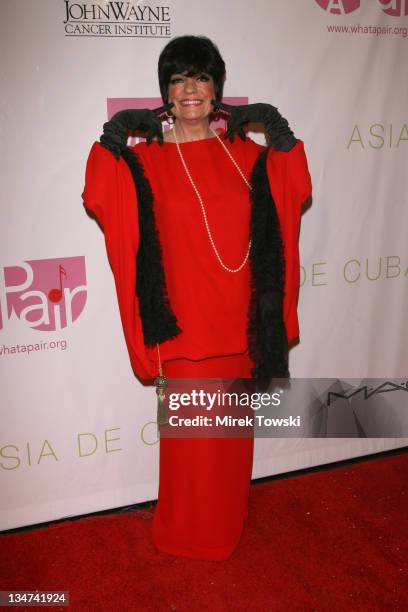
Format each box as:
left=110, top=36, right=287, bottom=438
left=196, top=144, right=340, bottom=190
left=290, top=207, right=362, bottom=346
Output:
left=315, top=0, right=360, bottom=13
left=315, top=0, right=408, bottom=16
left=378, top=0, right=408, bottom=16
left=0, top=256, right=87, bottom=332
left=327, top=380, right=408, bottom=405
left=300, top=254, right=408, bottom=287
left=316, top=0, right=408, bottom=37
left=347, top=123, right=408, bottom=148
left=63, top=0, right=172, bottom=38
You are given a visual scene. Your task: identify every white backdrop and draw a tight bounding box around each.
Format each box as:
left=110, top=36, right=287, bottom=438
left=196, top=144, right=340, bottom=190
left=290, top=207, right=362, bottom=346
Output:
left=1, top=0, right=407, bottom=531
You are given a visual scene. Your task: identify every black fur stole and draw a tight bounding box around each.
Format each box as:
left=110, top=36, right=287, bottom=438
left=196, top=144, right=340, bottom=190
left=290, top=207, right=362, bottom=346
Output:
left=248, top=148, right=289, bottom=389
left=120, top=145, right=289, bottom=388
left=119, top=146, right=181, bottom=346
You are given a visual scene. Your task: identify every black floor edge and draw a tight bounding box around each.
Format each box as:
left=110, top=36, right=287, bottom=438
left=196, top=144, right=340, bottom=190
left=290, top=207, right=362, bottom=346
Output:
left=2, top=444, right=406, bottom=537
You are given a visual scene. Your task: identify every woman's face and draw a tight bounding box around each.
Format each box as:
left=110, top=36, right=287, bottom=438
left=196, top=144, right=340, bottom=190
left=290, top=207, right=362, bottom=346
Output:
left=167, top=72, right=215, bottom=123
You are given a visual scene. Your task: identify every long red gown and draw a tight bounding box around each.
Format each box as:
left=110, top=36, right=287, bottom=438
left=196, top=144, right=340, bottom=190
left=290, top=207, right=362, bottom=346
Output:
left=82, top=128, right=312, bottom=560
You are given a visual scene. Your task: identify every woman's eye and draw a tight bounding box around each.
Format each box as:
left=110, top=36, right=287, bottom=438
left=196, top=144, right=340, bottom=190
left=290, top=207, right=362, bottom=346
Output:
left=169, top=74, right=211, bottom=85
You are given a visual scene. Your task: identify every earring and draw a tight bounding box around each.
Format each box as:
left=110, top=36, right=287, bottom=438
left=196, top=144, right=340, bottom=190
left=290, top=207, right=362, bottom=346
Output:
left=165, top=110, right=175, bottom=125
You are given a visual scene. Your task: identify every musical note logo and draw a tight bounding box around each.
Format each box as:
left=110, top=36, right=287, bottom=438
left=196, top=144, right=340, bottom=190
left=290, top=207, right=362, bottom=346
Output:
left=48, top=264, right=67, bottom=303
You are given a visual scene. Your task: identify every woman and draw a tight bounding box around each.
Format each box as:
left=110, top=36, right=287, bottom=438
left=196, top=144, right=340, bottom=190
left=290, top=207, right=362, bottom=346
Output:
left=83, top=35, right=312, bottom=560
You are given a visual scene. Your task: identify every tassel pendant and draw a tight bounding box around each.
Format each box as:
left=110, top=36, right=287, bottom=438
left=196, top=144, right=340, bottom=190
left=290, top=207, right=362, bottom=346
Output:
left=154, top=373, right=168, bottom=427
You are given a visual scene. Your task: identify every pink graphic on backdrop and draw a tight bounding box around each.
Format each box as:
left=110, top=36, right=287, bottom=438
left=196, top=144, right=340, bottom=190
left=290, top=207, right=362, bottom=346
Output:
left=107, top=97, right=249, bottom=145
left=315, top=0, right=360, bottom=13
left=378, top=0, right=408, bottom=16
left=0, top=256, right=87, bottom=332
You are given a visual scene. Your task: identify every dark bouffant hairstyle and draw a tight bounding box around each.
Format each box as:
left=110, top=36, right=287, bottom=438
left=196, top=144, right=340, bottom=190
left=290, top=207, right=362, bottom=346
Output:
left=158, top=35, right=226, bottom=103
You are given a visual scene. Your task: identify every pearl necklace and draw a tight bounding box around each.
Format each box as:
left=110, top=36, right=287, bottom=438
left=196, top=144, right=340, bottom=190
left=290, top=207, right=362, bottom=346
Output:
left=173, top=126, right=252, bottom=273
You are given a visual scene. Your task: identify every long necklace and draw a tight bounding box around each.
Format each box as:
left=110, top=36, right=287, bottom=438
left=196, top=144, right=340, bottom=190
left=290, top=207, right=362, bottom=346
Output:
left=173, top=125, right=252, bottom=273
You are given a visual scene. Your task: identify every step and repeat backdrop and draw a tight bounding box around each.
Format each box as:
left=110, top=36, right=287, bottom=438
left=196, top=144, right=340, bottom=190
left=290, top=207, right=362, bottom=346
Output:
left=1, top=0, right=407, bottom=530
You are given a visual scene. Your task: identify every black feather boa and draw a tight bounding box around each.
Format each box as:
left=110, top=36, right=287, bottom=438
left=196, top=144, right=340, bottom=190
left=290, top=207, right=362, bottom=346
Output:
left=120, top=144, right=289, bottom=387
left=120, top=146, right=181, bottom=346
left=248, top=148, right=289, bottom=390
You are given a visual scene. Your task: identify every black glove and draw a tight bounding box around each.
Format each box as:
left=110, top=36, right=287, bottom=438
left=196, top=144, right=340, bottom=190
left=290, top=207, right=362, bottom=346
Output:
left=212, top=101, right=297, bottom=152
left=100, top=103, right=173, bottom=159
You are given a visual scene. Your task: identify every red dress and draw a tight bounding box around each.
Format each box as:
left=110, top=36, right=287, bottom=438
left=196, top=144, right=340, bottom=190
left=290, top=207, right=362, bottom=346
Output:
left=82, top=129, right=312, bottom=560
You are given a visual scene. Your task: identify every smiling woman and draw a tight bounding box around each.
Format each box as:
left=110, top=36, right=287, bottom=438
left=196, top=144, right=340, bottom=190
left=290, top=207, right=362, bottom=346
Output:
left=157, top=35, right=226, bottom=142
left=165, top=72, right=215, bottom=132
left=82, top=34, right=312, bottom=561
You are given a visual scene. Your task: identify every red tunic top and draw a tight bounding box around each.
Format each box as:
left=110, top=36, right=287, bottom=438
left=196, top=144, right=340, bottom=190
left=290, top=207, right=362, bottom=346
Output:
left=82, top=129, right=312, bottom=381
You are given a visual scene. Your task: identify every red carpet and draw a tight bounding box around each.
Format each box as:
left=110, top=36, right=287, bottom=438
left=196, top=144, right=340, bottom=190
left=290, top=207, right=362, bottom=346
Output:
left=1, top=451, right=407, bottom=611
